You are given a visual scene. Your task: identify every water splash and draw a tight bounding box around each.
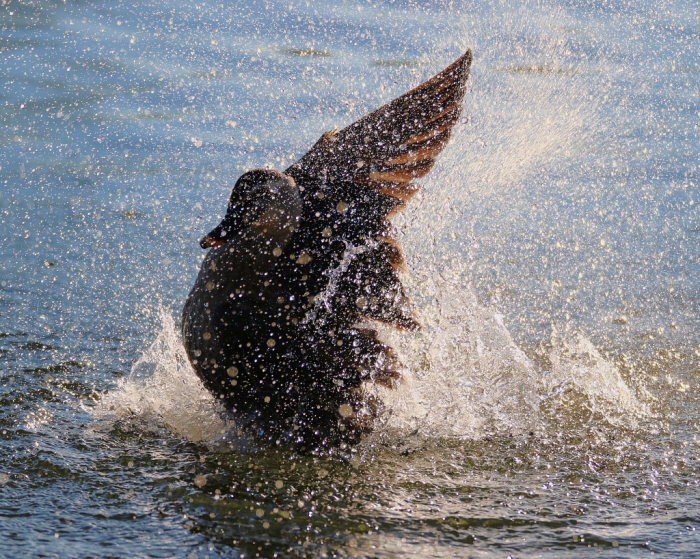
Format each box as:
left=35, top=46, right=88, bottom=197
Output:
left=381, top=280, right=541, bottom=439
left=92, top=308, right=231, bottom=443
left=378, top=285, right=648, bottom=441
left=372, top=11, right=647, bottom=441
left=542, top=327, right=649, bottom=426
left=92, top=289, right=648, bottom=446
left=91, top=5, right=649, bottom=446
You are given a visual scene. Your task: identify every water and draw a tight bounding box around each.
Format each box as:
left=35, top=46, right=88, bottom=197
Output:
left=1, top=0, right=697, bottom=557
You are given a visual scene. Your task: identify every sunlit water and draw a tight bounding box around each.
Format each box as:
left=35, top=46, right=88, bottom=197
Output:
left=1, top=0, right=698, bottom=557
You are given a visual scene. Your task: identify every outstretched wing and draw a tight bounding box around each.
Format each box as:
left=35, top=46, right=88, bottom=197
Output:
left=272, top=51, right=472, bottom=420
left=286, top=49, right=472, bottom=203
left=284, top=49, right=472, bottom=326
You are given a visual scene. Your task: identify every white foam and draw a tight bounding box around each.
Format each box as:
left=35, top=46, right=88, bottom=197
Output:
left=380, top=280, right=541, bottom=439
left=91, top=308, right=232, bottom=443
left=91, top=297, right=647, bottom=446
left=542, top=327, right=649, bottom=424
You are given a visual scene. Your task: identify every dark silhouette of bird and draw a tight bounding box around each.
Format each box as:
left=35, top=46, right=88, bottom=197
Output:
left=182, top=50, right=472, bottom=451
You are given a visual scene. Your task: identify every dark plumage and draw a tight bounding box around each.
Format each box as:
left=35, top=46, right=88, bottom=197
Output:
left=182, top=50, right=473, bottom=450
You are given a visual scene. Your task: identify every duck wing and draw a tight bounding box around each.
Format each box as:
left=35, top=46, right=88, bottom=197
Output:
left=249, top=52, right=473, bottom=436
left=286, top=49, right=472, bottom=204
left=283, top=50, right=472, bottom=332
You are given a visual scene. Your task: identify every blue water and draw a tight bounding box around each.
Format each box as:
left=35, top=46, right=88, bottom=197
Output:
left=1, top=0, right=698, bottom=557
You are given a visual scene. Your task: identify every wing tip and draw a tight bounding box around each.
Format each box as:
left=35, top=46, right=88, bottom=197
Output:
left=423, top=48, right=474, bottom=90
left=462, top=48, right=474, bottom=66
left=446, top=48, right=473, bottom=92
left=453, top=48, right=473, bottom=77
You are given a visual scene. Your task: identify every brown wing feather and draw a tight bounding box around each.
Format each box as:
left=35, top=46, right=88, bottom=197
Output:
left=283, top=50, right=471, bottom=341
left=285, top=49, right=472, bottom=204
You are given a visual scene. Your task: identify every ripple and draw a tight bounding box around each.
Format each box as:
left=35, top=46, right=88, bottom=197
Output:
left=22, top=360, right=92, bottom=374
left=373, top=59, right=426, bottom=67
left=15, top=341, right=60, bottom=352
left=428, top=516, right=574, bottom=530
left=498, top=64, right=581, bottom=75
left=279, top=47, right=332, bottom=57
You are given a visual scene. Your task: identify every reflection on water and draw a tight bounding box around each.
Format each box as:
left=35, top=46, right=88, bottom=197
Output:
left=0, top=0, right=697, bottom=557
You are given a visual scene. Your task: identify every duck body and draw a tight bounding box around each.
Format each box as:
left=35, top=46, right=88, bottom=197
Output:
left=182, top=51, right=473, bottom=450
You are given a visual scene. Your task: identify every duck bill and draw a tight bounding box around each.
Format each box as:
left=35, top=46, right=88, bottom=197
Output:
left=199, top=234, right=226, bottom=249
left=199, top=220, right=235, bottom=249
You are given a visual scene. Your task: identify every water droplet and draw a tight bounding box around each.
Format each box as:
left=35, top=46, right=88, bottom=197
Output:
left=194, top=474, right=207, bottom=488
left=296, top=252, right=312, bottom=264
left=338, top=404, right=353, bottom=418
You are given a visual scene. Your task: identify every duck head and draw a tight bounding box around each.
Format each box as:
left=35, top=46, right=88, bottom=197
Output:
left=200, top=169, right=301, bottom=249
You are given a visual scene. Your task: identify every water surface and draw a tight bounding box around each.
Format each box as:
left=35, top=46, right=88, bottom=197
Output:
left=1, top=0, right=698, bottom=557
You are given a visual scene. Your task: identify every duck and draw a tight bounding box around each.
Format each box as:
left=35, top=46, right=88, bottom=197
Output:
left=182, top=50, right=472, bottom=451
